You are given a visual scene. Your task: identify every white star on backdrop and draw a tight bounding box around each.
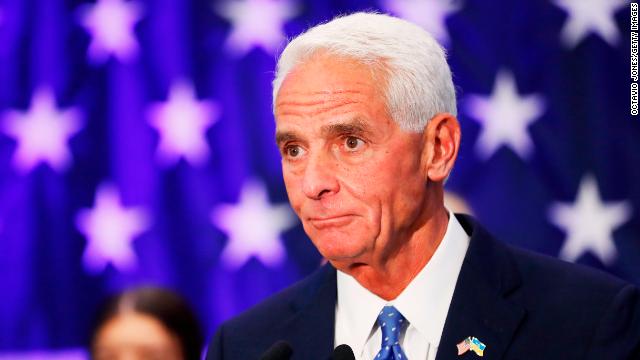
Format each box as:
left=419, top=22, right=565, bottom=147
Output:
left=1, top=87, right=83, bottom=174
left=78, top=0, right=144, bottom=64
left=381, top=0, right=461, bottom=45
left=548, top=175, right=632, bottom=265
left=211, top=179, right=297, bottom=269
left=214, top=0, right=299, bottom=57
left=76, top=183, right=151, bottom=273
left=147, top=80, right=220, bottom=167
left=553, top=0, right=627, bottom=48
left=464, top=70, right=545, bottom=161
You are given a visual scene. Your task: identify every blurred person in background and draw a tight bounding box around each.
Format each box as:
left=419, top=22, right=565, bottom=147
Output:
left=90, top=287, right=203, bottom=360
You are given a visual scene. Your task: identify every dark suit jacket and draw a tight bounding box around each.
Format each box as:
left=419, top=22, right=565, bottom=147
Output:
left=207, top=214, right=640, bottom=359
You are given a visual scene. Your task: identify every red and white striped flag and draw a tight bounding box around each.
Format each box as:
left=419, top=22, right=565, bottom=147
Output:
left=457, top=337, right=471, bottom=355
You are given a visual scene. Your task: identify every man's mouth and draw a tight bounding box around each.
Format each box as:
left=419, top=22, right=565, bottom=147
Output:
left=308, top=215, right=355, bottom=229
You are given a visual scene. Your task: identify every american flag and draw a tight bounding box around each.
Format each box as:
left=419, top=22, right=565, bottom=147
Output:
left=456, top=337, right=471, bottom=355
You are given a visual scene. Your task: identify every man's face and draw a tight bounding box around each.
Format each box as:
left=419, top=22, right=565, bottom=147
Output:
left=274, top=55, right=431, bottom=266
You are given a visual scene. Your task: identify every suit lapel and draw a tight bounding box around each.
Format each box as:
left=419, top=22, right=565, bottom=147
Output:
left=278, top=264, right=337, bottom=360
left=436, top=215, right=526, bottom=360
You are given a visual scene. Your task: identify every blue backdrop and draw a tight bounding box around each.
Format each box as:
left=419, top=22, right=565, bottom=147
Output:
left=0, top=0, right=637, bottom=357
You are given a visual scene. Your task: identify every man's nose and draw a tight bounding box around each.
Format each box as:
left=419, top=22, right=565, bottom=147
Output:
left=301, top=151, right=339, bottom=200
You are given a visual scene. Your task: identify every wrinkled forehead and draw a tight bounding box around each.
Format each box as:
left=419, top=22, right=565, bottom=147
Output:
left=274, top=53, right=389, bottom=120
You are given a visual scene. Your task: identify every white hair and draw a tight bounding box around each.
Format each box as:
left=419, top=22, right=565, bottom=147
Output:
left=272, top=12, right=457, bottom=132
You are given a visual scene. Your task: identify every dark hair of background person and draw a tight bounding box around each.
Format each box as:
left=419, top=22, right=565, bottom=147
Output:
left=89, top=286, right=204, bottom=360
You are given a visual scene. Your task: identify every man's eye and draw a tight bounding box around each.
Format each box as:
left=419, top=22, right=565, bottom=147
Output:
left=344, top=136, right=365, bottom=151
left=285, top=145, right=306, bottom=158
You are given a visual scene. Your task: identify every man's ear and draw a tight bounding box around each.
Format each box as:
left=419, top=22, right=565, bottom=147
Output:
left=420, top=113, right=461, bottom=182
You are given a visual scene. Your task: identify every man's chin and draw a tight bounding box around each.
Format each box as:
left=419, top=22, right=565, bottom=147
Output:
left=316, top=243, right=367, bottom=265
left=306, top=226, right=371, bottom=263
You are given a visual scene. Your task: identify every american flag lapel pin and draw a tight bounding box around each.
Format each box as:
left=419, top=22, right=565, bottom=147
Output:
left=457, top=337, right=471, bottom=355
left=457, top=336, right=486, bottom=357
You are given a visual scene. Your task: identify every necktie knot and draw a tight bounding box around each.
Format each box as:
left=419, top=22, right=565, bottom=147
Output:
left=377, top=306, right=406, bottom=347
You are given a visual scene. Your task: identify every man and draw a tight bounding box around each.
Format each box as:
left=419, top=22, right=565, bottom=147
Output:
left=207, top=12, right=640, bottom=360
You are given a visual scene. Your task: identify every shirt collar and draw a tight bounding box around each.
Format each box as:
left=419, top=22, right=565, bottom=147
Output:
left=336, top=269, right=386, bottom=357
left=336, top=211, right=470, bottom=354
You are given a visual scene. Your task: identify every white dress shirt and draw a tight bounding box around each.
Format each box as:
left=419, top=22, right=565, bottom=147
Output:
left=334, top=211, right=470, bottom=360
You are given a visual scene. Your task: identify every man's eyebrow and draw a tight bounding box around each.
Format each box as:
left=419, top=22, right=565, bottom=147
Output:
left=321, top=118, right=371, bottom=138
left=275, top=118, right=372, bottom=145
left=275, top=131, right=299, bottom=146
